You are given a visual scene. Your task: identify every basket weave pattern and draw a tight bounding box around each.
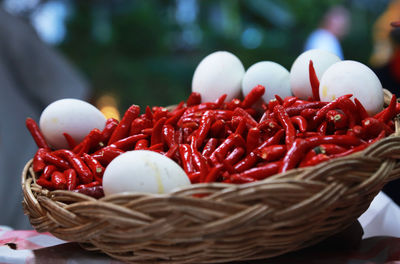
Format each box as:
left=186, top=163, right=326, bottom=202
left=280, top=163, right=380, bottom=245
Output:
left=22, top=92, right=400, bottom=264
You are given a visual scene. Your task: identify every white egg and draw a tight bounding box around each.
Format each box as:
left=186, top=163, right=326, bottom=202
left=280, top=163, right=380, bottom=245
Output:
left=192, top=51, right=245, bottom=102
left=242, top=61, right=291, bottom=103
left=319, top=60, right=384, bottom=115
left=290, top=49, right=341, bottom=99
left=103, top=150, right=191, bottom=195
left=39, top=98, right=106, bottom=149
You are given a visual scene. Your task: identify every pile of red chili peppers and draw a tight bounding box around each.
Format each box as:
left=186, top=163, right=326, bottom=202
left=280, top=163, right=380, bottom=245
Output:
left=26, top=64, right=400, bottom=198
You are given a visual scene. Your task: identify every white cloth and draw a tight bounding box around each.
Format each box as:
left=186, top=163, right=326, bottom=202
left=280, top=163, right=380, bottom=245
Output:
left=358, top=191, right=400, bottom=238
left=304, top=29, right=344, bottom=59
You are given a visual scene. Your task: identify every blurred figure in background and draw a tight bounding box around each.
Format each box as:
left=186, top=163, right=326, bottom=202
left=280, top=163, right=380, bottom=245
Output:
left=304, top=5, right=350, bottom=59
left=0, top=8, right=89, bottom=229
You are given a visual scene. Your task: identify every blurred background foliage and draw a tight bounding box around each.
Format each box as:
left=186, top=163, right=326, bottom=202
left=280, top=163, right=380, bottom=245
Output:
left=1, top=0, right=393, bottom=113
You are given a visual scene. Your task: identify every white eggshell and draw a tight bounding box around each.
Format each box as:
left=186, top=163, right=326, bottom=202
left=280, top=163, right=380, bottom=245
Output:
left=39, top=98, right=106, bottom=149
left=192, top=51, right=245, bottom=102
left=319, top=60, right=384, bottom=115
left=242, top=61, right=291, bottom=103
left=103, top=150, right=191, bottom=195
left=290, top=49, right=341, bottom=99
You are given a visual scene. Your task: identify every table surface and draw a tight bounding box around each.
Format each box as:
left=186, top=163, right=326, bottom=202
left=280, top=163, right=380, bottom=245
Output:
left=1, top=228, right=400, bottom=264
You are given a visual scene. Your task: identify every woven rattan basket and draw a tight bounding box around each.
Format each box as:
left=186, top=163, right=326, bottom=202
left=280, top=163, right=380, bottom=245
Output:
left=22, top=89, right=400, bottom=264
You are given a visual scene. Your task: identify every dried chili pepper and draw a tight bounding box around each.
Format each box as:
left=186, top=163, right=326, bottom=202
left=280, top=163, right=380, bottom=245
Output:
left=25, top=118, right=49, bottom=149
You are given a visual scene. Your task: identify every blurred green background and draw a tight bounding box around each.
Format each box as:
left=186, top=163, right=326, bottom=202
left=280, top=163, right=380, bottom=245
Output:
left=1, top=0, right=393, bottom=112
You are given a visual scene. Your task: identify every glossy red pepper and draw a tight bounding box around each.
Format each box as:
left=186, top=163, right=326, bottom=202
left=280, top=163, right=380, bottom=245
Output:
left=255, top=145, right=286, bottom=161
left=36, top=178, right=54, bottom=190
left=130, top=117, right=152, bottom=136
left=165, top=107, right=186, bottom=126
left=241, top=85, right=265, bottom=108
left=193, top=111, right=214, bottom=149
left=285, top=101, right=327, bottom=116
left=186, top=92, right=202, bottom=106
left=280, top=138, right=311, bottom=173
left=43, top=152, right=70, bottom=170
left=76, top=181, right=101, bottom=190
left=63, top=133, right=77, bottom=149
left=317, top=144, right=347, bottom=155
left=164, top=144, right=179, bottom=159
left=308, top=60, right=320, bottom=101
left=290, top=116, right=308, bottom=132
left=179, top=144, right=194, bottom=174
left=326, top=110, right=348, bottom=130
left=64, top=168, right=78, bottom=191
left=210, top=119, right=226, bottom=138
left=379, top=94, right=397, bottom=123
left=82, top=153, right=104, bottom=183
left=354, top=98, right=369, bottom=120
left=337, top=98, right=359, bottom=128
left=306, top=135, right=363, bottom=147
left=246, top=127, right=261, bottom=154
left=210, top=133, right=245, bottom=164
left=51, top=171, right=67, bottom=190
left=300, top=108, right=318, bottom=120
left=202, top=138, right=218, bottom=157
left=317, top=121, right=328, bottom=135
left=33, top=148, right=48, bottom=172
left=301, top=153, right=330, bottom=167
left=73, top=128, right=103, bottom=155
left=25, top=118, right=49, bottom=149
left=151, top=117, right=167, bottom=146
left=134, top=139, right=149, bottom=150
left=236, top=161, right=280, bottom=181
left=42, top=165, right=57, bottom=180
left=268, top=99, right=280, bottom=112
left=225, top=147, right=245, bottom=165
left=203, top=164, right=223, bottom=183
left=283, top=96, right=298, bottom=108
left=274, top=105, right=296, bottom=146
left=313, top=94, right=352, bottom=125
left=109, top=104, right=140, bottom=144
left=153, top=107, right=169, bottom=122
left=233, top=107, right=258, bottom=127
left=215, top=94, right=228, bottom=108
left=101, top=118, right=119, bottom=144
left=109, top=134, right=148, bottom=150
left=53, top=149, right=93, bottom=184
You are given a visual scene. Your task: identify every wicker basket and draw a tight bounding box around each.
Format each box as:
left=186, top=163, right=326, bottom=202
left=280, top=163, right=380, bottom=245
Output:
left=22, top=90, right=400, bottom=264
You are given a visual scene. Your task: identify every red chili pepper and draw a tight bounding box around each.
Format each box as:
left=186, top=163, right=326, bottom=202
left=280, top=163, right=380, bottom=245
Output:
left=202, top=138, right=218, bottom=157
left=326, top=110, right=348, bottom=130
left=301, top=153, right=330, bottom=167
left=162, top=124, right=175, bottom=148
left=354, top=98, right=369, bottom=120
left=290, top=116, right=308, bottom=132
left=210, top=133, right=245, bottom=164
left=274, top=105, right=296, bottom=146
left=153, top=107, right=169, bottom=122
left=246, top=127, right=261, bottom=154
left=73, top=128, right=103, bottom=155
left=229, top=174, right=256, bottom=184
left=43, top=152, right=70, bottom=170
left=63, top=133, right=77, bottom=149
left=236, top=161, right=281, bottom=181
left=165, top=107, right=186, bottom=126
left=134, top=139, right=149, bottom=150
left=72, top=186, right=104, bottom=199
left=109, top=134, right=148, bottom=150
left=53, top=149, right=93, bottom=184
left=164, top=144, right=179, bottom=159
left=151, top=117, right=167, bottom=146
left=101, top=118, right=119, bottom=144
left=268, top=99, right=280, bottom=112
left=225, top=147, right=245, bottom=165
left=33, top=148, right=48, bottom=172
left=317, top=121, right=328, bottom=135
left=186, top=92, right=202, bottom=106
left=379, top=94, right=397, bottom=123
left=190, top=142, right=209, bottom=181
left=174, top=128, right=184, bottom=145
left=42, top=165, right=57, bottom=180
left=130, top=118, right=152, bottom=136
left=226, top=98, right=242, bottom=110
left=179, top=144, right=194, bottom=174
left=109, top=104, right=140, bottom=144
left=64, top=169, right=78, bottom=191
left=203, top=164, right=223, bottom=183
left=337, top=98, right=359, bottom=128
left=317, top=144, right=347, bottom=155
left=25, top=118, right=49, bottom=149
left=144, top=106, right=153, bottom=121
left=36, top=178, right=54, bottom=190
left=91, top=146, right=124, bottom=166
left=51, top=171, right=67, bottom=190
left=300, top=108, right=318, bottom=120
left=275, top=95, right=284, bottom=105
left=210, top=119, right=226, bottom=138
left=193, top=111, right=214, bottom=149
left=313, top=94, right=352, bottom=125
left=257, top=119, right=281, bottom=133
left=233, top=107, right=258, bottom=127
left=234, top=116, right=247, bottom=135
left=299, top=148, right=318, bottom=168
left=306, top=134, right=363, bottom=147
left=280, top=138, right=311, bottom=173
left=309, top=60, right=320, bottom=101
left=297, top=132, right=323, bottom=138
left=82, top=153, right=104, bottom=183
left=148, top=143, right=164, bottom=151
left=215, top=94, right=227, bottom=108
left=241, top=85, right=265, bottom=108
left=76, top=181, right=101, bottom=190
left=286, top=102, right=327, bottom=116
left=255, top=145, right=286, bottom=161
left=233, top=152, right=258, bottom=173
